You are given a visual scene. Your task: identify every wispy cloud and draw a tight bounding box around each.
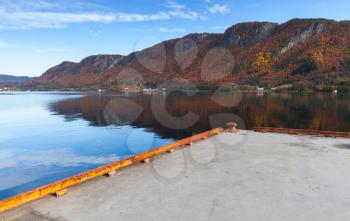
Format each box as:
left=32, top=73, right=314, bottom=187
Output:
left=0, top=0, right=106, bottom=11
left=208, top=4, right=230, bottom=14
left=0, top=0, right=202, bottom=30
left=0, top=12, right=117, bottom=30
left=165, top=0, right=203, bottom=20
left=0, top=0, right=58, bottom=10
left=128, top=27, right=186, bottom=33
left=159, top=27, right=185, bottom=33
left=165, top=0, right=186, bottom=10
left=89, top=29, right=102, bottom=37
left=210, top=26, right=227, bottom=30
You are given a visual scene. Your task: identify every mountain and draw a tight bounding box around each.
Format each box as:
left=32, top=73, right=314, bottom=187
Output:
left=33, top=18, right=350, bottom=91
left=0, top=74, right=33, bottom=84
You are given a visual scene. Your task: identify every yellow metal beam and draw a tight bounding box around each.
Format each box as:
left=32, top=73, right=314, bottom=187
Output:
left=54, top=189, right=67, bottom=198
left=0, top=128, right=223, bottom=213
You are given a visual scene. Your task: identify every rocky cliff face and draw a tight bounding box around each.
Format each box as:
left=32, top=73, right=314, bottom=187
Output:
left=34, top=18, right=350, bottom=90
left=279, top=19, right=329, bottom=54
left=222, top=22, right=277, bottom=48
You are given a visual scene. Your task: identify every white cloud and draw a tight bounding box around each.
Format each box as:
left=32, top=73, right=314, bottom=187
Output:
left=165, top=0, right=203, bottom=20
left=169, top=10, right=201, bottom=20
left=0, top=0, right=203, bottom=30
left=0, top=0, right=58, bottom=10
left=128, top=27, right=186, bottom=33
left=208, top=4, right=230, bottom=14
left=210, top=26, right=227, bottom=30
left=159, top=28, right=186, bottom=33
left=166, top=0, right=186, bottom=10
left=89, top=29, right=102, bottom=37
left=0, top=0, right=104, bottom=11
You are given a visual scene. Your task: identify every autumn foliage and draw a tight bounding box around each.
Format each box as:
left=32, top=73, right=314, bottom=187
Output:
left=32, top=18, right=350, bottom=90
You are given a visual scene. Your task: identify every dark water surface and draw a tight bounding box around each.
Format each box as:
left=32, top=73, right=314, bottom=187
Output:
left=0, top=91, right=349, bottom=199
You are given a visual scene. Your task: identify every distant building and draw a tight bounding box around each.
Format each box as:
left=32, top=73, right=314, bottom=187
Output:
left=256, top=86, right=264, bottom=91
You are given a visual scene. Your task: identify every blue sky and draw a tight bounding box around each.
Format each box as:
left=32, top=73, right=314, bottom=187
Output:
left=0, top=0, right=349, bottom=77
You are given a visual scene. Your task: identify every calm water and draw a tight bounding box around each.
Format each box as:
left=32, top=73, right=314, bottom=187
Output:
left=0, top=91, right=350, bottom=199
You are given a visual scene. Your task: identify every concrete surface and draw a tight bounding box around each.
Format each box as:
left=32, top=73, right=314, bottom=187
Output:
left=2, top=131, right=350, bottom=221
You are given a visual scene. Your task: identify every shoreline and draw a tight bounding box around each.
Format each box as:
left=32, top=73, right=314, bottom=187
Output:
left=0, top=88, right=347, bottom=94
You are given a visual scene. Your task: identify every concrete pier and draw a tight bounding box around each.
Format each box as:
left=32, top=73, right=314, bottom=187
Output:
left=2, top=131, right=350, bottom=221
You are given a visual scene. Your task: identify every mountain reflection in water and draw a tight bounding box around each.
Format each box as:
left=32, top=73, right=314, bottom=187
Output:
left=49, top=92, right=350, bottom=138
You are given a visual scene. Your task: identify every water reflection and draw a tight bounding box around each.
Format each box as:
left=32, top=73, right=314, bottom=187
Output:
left=1, top=92, right=350, bottom=200
left=50, top=92, right=350, bottom=137
left=0, top=92, right=172, bottom=200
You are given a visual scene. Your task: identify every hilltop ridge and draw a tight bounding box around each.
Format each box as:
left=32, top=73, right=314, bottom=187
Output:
left=31, top=18, right=350, bottom=91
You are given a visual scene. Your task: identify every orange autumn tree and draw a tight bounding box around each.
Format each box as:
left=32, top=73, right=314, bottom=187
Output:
left=254, top=52, right=271, bottom=73
left=313, top=50, right=324, bottom=66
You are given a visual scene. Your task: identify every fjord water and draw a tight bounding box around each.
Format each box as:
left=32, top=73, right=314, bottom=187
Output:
left=0, top=92, right=174, bottom=200
left=0, top=91, right=350, bottom=200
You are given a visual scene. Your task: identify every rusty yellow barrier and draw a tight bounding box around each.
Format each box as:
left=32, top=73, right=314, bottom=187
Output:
left=0, top=128, right=223, bottom=213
